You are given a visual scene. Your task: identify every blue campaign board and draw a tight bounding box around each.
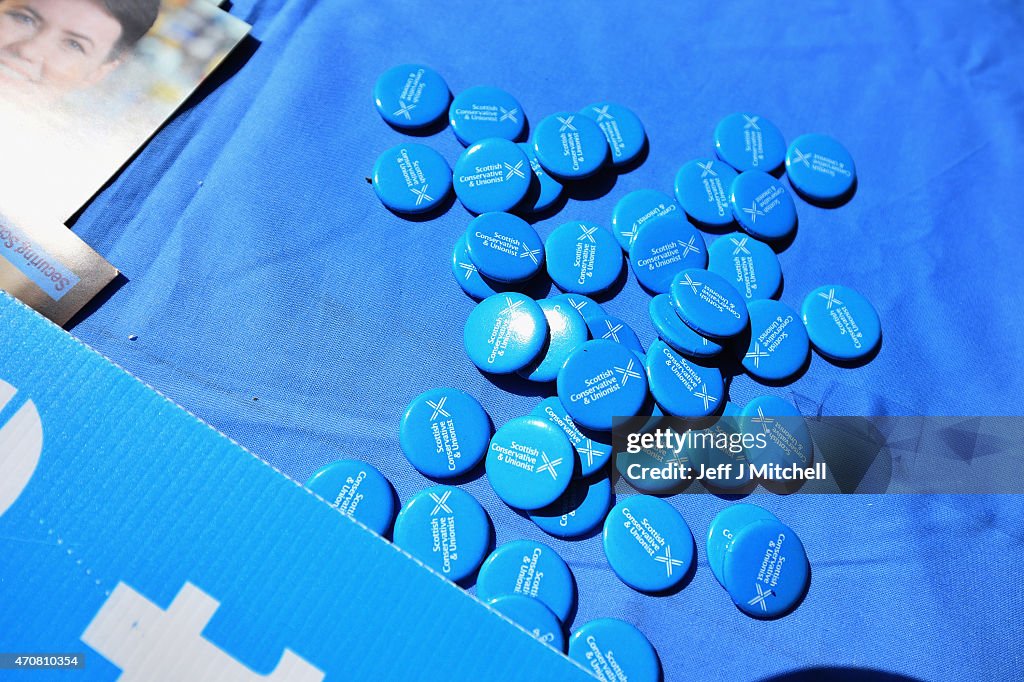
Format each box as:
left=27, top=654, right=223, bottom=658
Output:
left=0, top=295, right=594, bottom=681
left=58, top=1, right=1024, bottom=680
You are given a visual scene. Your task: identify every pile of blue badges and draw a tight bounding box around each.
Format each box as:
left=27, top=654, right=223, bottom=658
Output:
left=706, top=503, right=810, bottom=618
left=366, top=67, right=891, bottom=667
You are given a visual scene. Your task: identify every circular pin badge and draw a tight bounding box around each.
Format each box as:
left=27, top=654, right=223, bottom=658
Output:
left=551, top=293, right=605, bottom=323
left=393, top=485, right=491, bottom=582
left=568, top=619, right=661, bottom=682
left=706, top=503, right=779, bottom=587
left=671, top=268, right=750, bottom=339
left=529, top=474, right=613, bottom=538
left=587, top=314, right=644, bottom=355
left=801, top=285, right=881, bottom=362
left=464, top=292, right=548, bottom=374
left=648, top=294, right=723, bottom=359
left=533, top=111, right=609, bottom=180
left=477, top=540, right=576, bottom=622
left=453, top=139, right=531, bottom=214
left=603, top=495, right=694, bottom=592
left=518, top=299, right=589, bottom=383
left=645, top=340, right=725, bottom=418
left=545, top=221, right=623, bottom=295
left=785, top=133, right=856, bottom=202
left=532, top=396, right=613, bottom=477
left=729, top=171, right=797, bottom=242
left=449, top=86, right=525, bottom=145
left=708, top=232, right=782, bottom=302
left=557, top=340, right=648, bottom=432
left=400, top=388, right=491, bottom=479
left=611, top=189, right=679, bottom=253
left=579, top=102, right=646, bottom=167
left=743, top=299, right=810, bottom=382
left=372, top=143, right=452, bottom=215
left=486, top=416, right=574, bottom=510
left=629, top=212, right=708, bottom=294
left=486, top=595, right=565, bottom=652
left=674, top=158, right=739, bottom=228
left=465, top=212, right=544, bottom=282
left=723, top=518, right=809, bottom=618
left=306, top=460, right=396, bottom=536
left=518, top=142, right=564, bottom=213
left=740, top=396, right=814, bottom=471
left=714, top=112, right=786, bottom=173
left=451, top=234, right=502, bottom=300
left=373, top=64, right=450, bottom=130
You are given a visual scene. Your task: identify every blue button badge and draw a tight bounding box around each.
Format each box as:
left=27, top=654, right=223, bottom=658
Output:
left=557, top=340, right=649, bottom=432
left=587, top=314, right=644, bottom=355
left=603, top=495, right=694, bottom=592
left=305, top=459, right=396, bottom=536
left=551, top=293, right=605, bottom=323
left=533, top=112, right=609, bottom=180
left=579, top=102, right=646, bottom=167
left=393, top=485, right=491, bottom=582
left=486, top=595, right=565, bottom=652
left=674, top=158, right=739, bottom=228
left=785, top=133, right=856, bottom=202
left=648, top=294, right=723, bottom=359
left=464, top=293, right=548, bottom=373
left=532, top=396, right=613, bottom=477
left=486, top=416, right=574, bottom=510
left=714, top=112, right=786, bottom=173
left=801, top=285, right=881, bottom=361
left=529, top=474, right=613, bottom=538
left=373, top=64, right=450, bottom=130
left=611, top=189, right=680, bottom=252
left=372, top=143, right=452, bottom=215
left=451, top=234, right=501, bottom=300
left=729, top=170, right=797, bottom=242
left=706, top=503, right=779, bottom=587
left=453, top=139, right=531, bottom=214
left=740, top=396, right=814, bottom=471
left=723, top=518, right=809, bottom=618
left=743, top=299, right=810, bottom=382
left=449, top=86, right=525, bottom=145
left=477, top=539, right=577, bottom=622
left=518, top=142, right=564, bottom=213
left=645, top=340, right=725, bottom=418
left=465, top=212, right=544, bottom=282
left=400, top=388, right=492, bottom=479
left=517, top=299, right=589, bottom=383
left=569, top=619, right=661, bottom=682
left=671, top=268, right=750, bottom=339
left=629, top=212, right=708, bottom=294
left=545, top=221, right=623, bottom=295
left=708, top=232, right=782, bottom=301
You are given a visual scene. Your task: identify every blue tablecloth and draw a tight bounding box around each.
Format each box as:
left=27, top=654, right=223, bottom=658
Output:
left=70, top=1, right=1024, bottom=680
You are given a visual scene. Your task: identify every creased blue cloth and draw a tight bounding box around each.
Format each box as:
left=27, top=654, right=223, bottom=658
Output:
left=70, top=1, right=1024, bottom=680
